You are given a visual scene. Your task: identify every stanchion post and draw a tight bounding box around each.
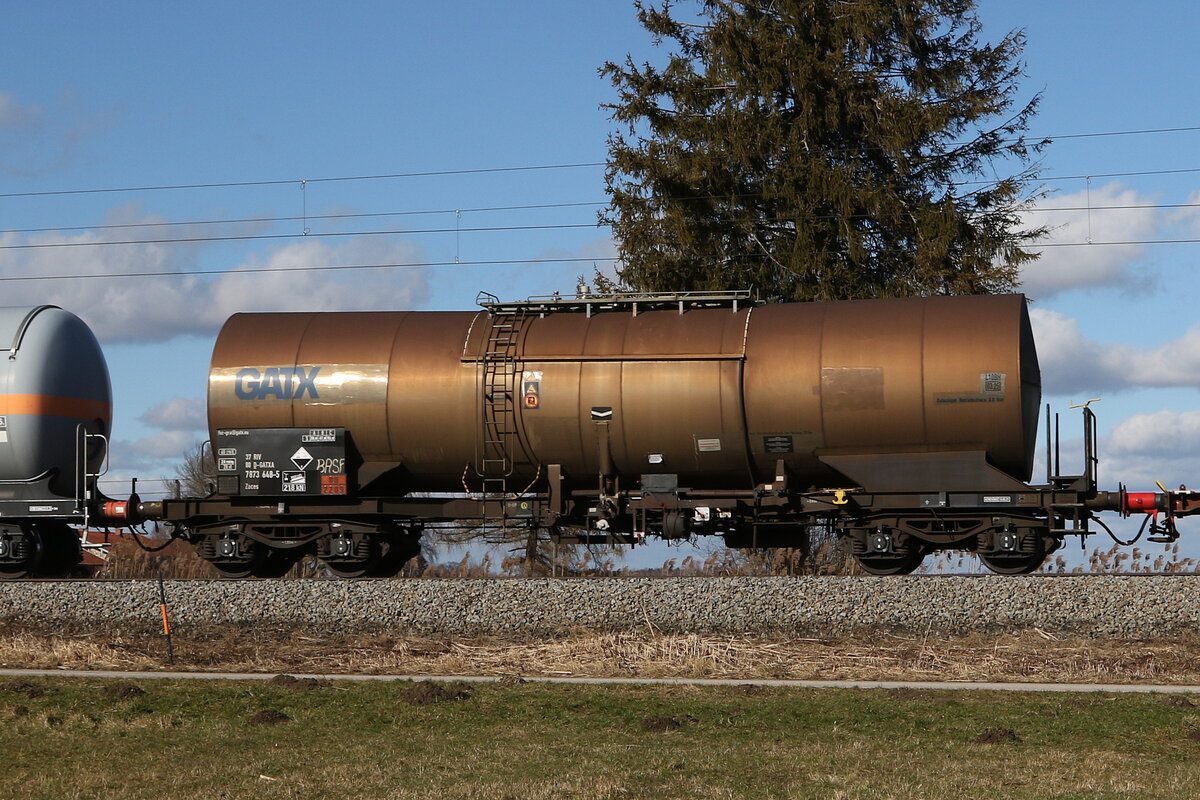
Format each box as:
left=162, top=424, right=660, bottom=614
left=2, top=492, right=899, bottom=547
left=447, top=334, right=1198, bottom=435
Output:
left=156, top=572, right=175, bottom=665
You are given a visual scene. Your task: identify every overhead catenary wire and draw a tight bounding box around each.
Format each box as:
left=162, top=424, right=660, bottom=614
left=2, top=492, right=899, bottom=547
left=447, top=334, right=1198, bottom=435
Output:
left=2, top=191, right=1200, bottom=251
left=1035, top=124, right=1200, bottom=141
left=2, top=161, right=1197, bottom=235
left=0, top=235, right=1193, bottom=284
left=0, top=162, right=607, bottom=199
left=0, top=123, right=1198, bottom=201
left=0, top=200, right=610, bottom=236
left=0, top=256, right=621, bottom=283
left=0, top=222, right=600, bottom=251
left=4, top=195, right=1197, bottom=243
left=1030, top=238, right=1200, bottom=248
left=0, top=204, right=1195, bottom=255
left=3, top=125, right=1200, bottom=244
left=0, top=124, right=1197, bottom=280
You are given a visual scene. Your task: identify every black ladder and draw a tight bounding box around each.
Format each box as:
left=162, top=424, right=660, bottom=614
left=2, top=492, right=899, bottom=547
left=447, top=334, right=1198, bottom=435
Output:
left=476, top=295, right=526, bottom=498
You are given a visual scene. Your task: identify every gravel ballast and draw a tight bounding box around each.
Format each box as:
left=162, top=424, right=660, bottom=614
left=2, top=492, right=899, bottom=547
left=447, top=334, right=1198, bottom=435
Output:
left=1, top=576, right=1197, bottom=637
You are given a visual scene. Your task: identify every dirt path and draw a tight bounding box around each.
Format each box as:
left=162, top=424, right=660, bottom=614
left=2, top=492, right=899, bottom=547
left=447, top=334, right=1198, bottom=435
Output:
left=6, top=666, right=1200, bottom=694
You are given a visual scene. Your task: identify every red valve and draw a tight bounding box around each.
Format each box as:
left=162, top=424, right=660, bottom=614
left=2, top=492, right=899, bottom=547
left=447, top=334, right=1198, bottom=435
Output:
left=1123, top=492, right=1159, bottom=516
left=102, top=501, right=128, bottom=521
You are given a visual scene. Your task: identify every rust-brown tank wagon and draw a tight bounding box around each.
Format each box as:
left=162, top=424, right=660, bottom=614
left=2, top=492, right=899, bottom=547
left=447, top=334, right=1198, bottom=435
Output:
left=207, top=293, right=1039, bottom=494
left=5, top=291, right=1196, bottom=581
left=140, top=289, right=1131, bottom=579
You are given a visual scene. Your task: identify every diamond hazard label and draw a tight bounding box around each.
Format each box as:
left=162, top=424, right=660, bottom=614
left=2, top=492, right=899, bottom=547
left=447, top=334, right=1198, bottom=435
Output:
left=290, top=446, right=313, bottom=471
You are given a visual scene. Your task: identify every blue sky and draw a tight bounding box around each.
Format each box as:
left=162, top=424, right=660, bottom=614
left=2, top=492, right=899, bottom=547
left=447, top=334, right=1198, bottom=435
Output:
left=3, top=0, right=1200, bottom=546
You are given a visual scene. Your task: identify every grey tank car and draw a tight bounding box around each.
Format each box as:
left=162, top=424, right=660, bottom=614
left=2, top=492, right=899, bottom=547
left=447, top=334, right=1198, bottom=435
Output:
left=0, top=306, right=114, bottom=578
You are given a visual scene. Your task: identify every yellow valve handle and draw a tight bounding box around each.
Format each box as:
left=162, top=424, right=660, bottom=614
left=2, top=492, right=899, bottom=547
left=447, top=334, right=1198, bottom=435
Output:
left=1156, top=480, right=1169, bottom=493
left=833, top=490, right=849, bottom=505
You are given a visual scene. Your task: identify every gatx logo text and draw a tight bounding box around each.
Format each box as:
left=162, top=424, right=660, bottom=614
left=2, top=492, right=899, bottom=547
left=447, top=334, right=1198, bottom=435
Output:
left=234, top=367, right=321, bottom=400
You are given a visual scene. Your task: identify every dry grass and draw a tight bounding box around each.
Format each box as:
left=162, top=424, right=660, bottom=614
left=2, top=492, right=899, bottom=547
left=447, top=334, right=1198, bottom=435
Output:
left=4, top=624, right=1200, bottom=684
left=90, top=533, right=217, bottom=579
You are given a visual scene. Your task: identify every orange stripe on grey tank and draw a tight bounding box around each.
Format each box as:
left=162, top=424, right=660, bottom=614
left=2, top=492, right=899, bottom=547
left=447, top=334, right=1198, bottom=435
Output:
left=0, top=394, right=111, bottom=420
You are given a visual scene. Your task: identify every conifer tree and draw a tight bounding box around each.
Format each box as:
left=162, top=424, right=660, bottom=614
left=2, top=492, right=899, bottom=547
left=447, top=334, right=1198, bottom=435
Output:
left=601, top=0, right=1045, bottom=300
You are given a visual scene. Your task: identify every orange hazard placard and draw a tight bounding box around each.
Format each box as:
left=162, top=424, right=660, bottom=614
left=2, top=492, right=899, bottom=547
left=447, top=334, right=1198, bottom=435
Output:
left=320, top=475, right=348, bottom=495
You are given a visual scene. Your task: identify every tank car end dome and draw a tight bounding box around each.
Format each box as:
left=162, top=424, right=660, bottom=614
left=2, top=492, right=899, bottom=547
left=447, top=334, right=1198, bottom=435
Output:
left=0, top=306, right=111, bottom=491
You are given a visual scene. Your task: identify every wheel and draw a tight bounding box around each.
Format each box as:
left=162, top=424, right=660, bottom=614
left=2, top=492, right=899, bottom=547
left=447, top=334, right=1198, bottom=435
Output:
left=205, top=537, right=261, bottom=579
left=0, top=523, right=82, bottom=579
left=319, top=533, right=380, bottom=578
left=978, top=551, right=1045, bottom=574
left=211, top=560, right=256, bottom=579
left=365, top=531, right=420, bottom=577
left=853, top=548, right=925, bottom=576
left=324, top=560, right=373, bottom=579
left=851, top=529, right=925, bottom=575
left=32, top=522, right=82, bottom=578
left=250, top=550, right=300, bottom=579
left=978, top=529, right=1048, bottom=575
left=212, top=548, right=297, bottom=579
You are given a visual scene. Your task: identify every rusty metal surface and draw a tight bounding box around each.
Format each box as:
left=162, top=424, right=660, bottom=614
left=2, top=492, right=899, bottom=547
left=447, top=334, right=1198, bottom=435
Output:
left=743, top=294, right=1039, bottom=485
left=210, top=311, right=480, bottom=486
left=515, top=307, right=752, bottom=486
left=208, top=295, right=1040, bottom=494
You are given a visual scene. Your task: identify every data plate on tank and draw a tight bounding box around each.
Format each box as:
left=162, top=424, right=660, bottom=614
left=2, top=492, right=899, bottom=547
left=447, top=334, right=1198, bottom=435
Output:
left=920, top=492, right=1030, bottom=508
left=215, top=428, right=349, bottom=497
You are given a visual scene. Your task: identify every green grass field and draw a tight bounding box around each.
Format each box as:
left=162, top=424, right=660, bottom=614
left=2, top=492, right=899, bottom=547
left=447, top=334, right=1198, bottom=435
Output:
left=3, top=677, right=1200, bottom=799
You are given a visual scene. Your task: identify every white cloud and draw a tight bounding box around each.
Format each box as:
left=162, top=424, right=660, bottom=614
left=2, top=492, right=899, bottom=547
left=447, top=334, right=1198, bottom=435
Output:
left=1110, top=410, right=1200, bottom=458
left=1019, top=183, right=1159, bottom=297
left=1030, top=309, right=1126, bottom=394
left=139, top=397, right=206, bottom=431
left=0, top=204, right=431, bottom=342
left=130, top=429, right=199, bottom=460
left=1097, top=410, right=1200, bottom=490
left=1032, top=308, right=1200, bottom=394
left=208, top=236, right=430, bottom=314
left=107, top=397, right=208, bottom=478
